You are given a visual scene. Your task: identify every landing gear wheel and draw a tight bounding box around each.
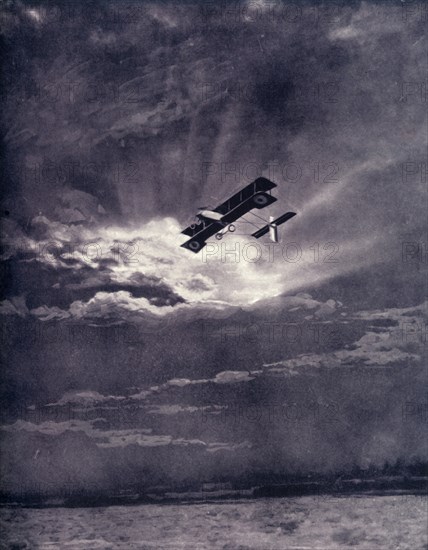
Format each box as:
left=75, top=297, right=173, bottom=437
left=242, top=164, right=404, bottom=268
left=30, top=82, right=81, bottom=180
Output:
left=229, top=224, right=236, bottom=232
left=188, top=240, right=201, bottom=251
left=215, top=233, right=223, bottom=240
left=253, top=193, right=269, bottom=206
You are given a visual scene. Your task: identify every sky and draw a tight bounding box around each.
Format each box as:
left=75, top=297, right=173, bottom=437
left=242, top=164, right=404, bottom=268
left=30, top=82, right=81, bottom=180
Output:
left=0, top=0, right=427, bottom=498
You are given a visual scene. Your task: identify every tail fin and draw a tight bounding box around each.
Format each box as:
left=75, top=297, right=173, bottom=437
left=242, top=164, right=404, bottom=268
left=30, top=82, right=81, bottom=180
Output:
left=251, top=212, right=296, bottom=240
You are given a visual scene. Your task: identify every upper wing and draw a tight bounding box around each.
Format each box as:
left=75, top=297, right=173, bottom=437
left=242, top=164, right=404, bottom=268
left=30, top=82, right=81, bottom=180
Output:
left=213, top=177, right=277, bottom=215
left=221, top=193, right=277, bottom=225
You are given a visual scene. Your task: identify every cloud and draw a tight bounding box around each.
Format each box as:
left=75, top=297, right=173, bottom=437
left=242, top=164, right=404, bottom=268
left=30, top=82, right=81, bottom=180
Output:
left=129, top=390, right=152, bottom=401
left=355, top=302, right=428, bottom=323
left=98, top=432, right=177, bottom=449
left=0, top=207, right=399, bottom=315
left=213, top=370, right=255, bottom=384
left=68, top=291, right=179, bottom=319
left=0, top=296, right=29, bottom=317
left=329, top=25, right=361, bottom=41
left=0, top=419, right=157, bottom=449
left=1, top=419, right=108, bottom=439
left=147, top=405, right=201, bottom=415
left=265, top=323, right=423, bottom=375
left=30, top=305, right=71, bottom=321
left=159, top=370, right=258, bottom=390
left=264, top=354, right=325, bottom=375
left=25, top=8, right=43, bottom=24
left=206, top=441, right=252, bottom=453
left=251, top=293, right=343, bottom=317
left=46, top=390, right=126, bottom=407
left=0, top=419, right=242, bottom=452
left=334, top=333, right=419, bottom=366
left=35, top=298, right=425, bottom=423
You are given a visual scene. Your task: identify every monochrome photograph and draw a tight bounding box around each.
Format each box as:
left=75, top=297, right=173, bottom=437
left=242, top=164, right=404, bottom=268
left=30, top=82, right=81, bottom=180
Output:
left=0, top=1, right=427, bottom=548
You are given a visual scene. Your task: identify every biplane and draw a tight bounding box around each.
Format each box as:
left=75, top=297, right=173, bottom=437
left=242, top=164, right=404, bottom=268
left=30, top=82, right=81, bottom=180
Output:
left=180, top=177, right=296, bottom=253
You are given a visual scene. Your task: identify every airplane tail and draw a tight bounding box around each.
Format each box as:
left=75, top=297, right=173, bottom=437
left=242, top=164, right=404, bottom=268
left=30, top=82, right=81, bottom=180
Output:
left=251, top=212, right=297, bottom=240
left=269, top=216, right=279, bottom=243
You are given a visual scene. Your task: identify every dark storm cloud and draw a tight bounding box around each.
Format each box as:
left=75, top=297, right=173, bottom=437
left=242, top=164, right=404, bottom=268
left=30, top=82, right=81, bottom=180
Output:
left=1, top=0, right=425, bottom=225
left=0, top=289, right=427, bottom=493
left=0, top=255, right=184, bottom=309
